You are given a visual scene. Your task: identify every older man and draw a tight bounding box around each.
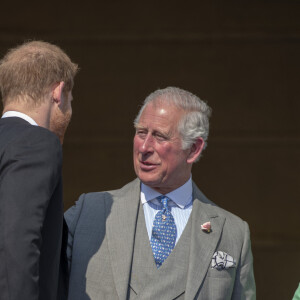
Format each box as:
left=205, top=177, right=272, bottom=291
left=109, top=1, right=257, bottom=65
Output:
left=66, top=87, right=256, bottom=299
left=0, top=41, right=78, bottom=300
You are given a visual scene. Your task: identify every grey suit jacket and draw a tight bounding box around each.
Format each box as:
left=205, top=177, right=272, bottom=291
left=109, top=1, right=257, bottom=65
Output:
left=65, top=178, right=256, bottom=300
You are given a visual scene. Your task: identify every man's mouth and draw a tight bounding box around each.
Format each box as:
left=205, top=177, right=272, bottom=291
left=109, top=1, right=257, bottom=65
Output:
left=142, top=161, right=154, bottom=165
left=140, top=160, right=158, bottom=170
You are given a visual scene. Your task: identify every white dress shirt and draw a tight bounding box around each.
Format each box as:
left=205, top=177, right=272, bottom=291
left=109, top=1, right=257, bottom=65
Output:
left=2, top=111, right=38, bottom=126
left=141, top=177, right=193, bottom=245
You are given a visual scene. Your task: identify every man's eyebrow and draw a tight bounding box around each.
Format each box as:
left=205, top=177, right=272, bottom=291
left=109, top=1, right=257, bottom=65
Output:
left=134, top=125, right=171, bottom=138
left=134, top=124, right=147, bottom=130
left=153, top=129, right=171, bottom=138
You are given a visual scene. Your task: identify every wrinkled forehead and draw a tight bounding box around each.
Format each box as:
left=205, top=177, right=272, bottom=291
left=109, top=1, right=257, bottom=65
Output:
left=146, top=99, right=186, bottom=117
left=138, top=101, right=185, bottom=130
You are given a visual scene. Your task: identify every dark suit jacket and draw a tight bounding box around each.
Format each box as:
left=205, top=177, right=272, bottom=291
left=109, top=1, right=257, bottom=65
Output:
left=0, top=117, right=68, bottom=300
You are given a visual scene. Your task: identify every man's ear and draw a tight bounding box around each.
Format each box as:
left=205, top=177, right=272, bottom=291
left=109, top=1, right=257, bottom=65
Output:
left=52, top=81, right=65, bottom=105
left=186, top=137, right=204, bottom=164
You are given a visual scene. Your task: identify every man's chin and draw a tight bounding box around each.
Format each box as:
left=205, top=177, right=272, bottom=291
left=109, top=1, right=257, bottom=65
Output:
left=50, top=121, right=70, bottom=144
left=51, top=127, right=66, bottom=144
left=57, top=133, right=65, bottom=144
left=49, top=111, right=71, bottom=144
left=138, top=176, right=161, bottom=188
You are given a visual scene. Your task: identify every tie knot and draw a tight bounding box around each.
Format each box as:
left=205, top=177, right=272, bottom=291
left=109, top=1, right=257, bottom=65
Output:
left=157, top=195, right=169, bottom=210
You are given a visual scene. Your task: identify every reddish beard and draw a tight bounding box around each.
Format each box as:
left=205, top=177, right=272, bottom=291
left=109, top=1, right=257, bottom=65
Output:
left=50, top=107, right=72, bottom=144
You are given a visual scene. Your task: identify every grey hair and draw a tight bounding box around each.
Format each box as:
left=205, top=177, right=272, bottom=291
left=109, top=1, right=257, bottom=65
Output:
left=134, top=87, right=212, bottom=161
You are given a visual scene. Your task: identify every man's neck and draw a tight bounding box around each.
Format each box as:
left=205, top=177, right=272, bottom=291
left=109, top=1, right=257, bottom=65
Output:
left=3, top=100, right=51, bottom=129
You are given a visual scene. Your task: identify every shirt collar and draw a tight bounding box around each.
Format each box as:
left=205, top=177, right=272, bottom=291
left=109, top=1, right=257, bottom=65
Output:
left=141, top=177, right=193, bottom=209
left=2, top=111, right=38, bottom=126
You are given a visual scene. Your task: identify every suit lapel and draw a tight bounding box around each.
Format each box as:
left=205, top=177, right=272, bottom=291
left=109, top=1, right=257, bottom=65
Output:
left=106, top=179, right=141, bottom=300
left=185, top=183, right=226, bottom=300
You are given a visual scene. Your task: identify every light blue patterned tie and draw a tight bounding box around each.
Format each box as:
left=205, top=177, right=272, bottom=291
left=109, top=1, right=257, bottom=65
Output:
left=150, top=195, right=177, bottom=268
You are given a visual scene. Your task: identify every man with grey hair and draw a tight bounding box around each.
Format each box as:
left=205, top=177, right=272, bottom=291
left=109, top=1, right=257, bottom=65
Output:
left=66, top=87, right=256, bottom=299
left=0, top=41, right=78, bottom=300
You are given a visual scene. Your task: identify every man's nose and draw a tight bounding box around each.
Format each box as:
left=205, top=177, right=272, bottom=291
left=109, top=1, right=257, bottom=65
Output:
left=140, top=134, right=154, bottom=153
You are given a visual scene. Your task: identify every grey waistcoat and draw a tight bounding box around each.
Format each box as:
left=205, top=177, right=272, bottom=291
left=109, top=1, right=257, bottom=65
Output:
left=128, top=202, right=192, bottom=300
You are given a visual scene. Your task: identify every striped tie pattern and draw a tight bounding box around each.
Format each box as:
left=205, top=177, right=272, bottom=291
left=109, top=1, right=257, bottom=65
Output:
left=150, top=196, right=177, bottom=268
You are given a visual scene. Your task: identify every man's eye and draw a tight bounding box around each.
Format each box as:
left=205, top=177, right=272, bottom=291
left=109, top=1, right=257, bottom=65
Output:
left=137, top=131, right=147, bottom=138
left=155, top=134, right=167, bottom=141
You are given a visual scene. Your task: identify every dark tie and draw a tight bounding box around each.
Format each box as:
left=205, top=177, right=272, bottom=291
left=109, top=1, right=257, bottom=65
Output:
left=150, top=195, right=177, bottom=268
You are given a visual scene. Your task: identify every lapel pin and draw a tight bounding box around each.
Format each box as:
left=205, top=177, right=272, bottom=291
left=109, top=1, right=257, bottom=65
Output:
left=201, top=221, right=211, bottom=233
